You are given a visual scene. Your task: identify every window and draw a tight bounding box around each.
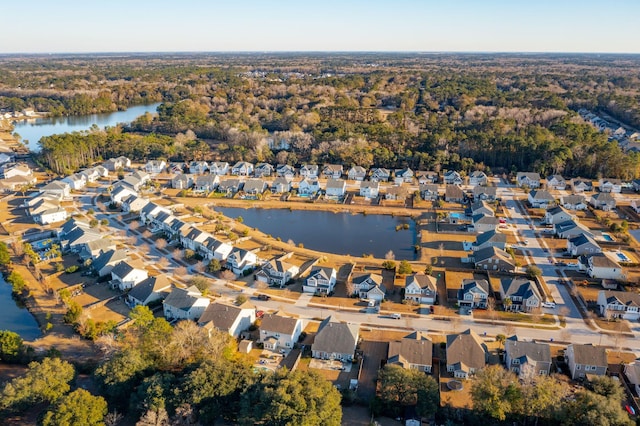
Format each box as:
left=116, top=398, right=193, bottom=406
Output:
left=539, top=370, right=546, bottom=375
left=576, top=365, right=581, bottom=370
left=512, top=359, right=520, bottom=365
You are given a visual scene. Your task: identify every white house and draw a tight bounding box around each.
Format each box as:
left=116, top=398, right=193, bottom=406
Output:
left=404, top=274, right=437, bottom=304
left=443, top=170, right=462, bottom=185
left=544, top=206, right=574, bottom=225
left=546, top=175, right=567, bottom=190
left=322, top=164, right=343, bottom=179
left=198, top=302, right=256, bottom=338
left=110, top=261, right=149, bottom=291
left=110, top=184, right=138, bottom=205
left=145, top=160, right=166, bottom=174
left=209, top=161, right=229, bottom=176
left=561, top=195, right=587, bottom=211
left=61, top=173, right=86, bottom=190
left=370, top=168, right=391, bottom=182
left=41, top=180, right=71, bottom=199
left=302, top=266, right=337, bottom=295
left=347, top=166, right=367, bottom=181
left=127, top=275, right=172, bottom=307
left=624, top=362, right=640, bottom=396
left=299, top=164, right=319, bottom=178
left=469, top=171, right=488, bottom=186
left=359, top=181, right=380, bottom=198
left=457, top=279, right=490, bottom=309
left=194, top=175, right=219, bottom=193
left=579, top=253, right=623, bottom=280
left=231, top=161, right=254, bottom=176
left=527, top=190, right=555, bottom=208
left=599, top=178, right=622, bottom=193
left=256, top=258, right=300, bottom=288
left=352, top=273, right=386, bottom=302
left=590, top=192, right=616, bottom=211
left=516, top=172, right=541, bottom=188
left=566, top=234, right=601, bottom=257
left=163, top=286, right=210, bottom=321
left=1, top=163, right=32, bottom=179
left=571, top=178, right=593, bottom=193
left=260, top=313, right=303, bottom=350
left=226, top=248, right=258, bottom=275
left=325, top=178, right=346, bottom=197
left=298, top=177, right=320, bottom=195
left=253, top=163, right=274, bottom=178
left=271, top=176, right=292, bottom=194
left=189, top=161, right=209, bottom=175
left=394, top=168, right=414, bottom=184
left=597, top=290, right=640, bottom=321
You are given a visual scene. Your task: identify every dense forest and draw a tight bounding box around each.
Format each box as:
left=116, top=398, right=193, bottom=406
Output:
left=1, top=53, right=639, bottom=178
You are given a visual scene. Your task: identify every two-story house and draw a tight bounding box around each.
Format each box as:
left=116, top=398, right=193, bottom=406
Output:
left=565, top=343, right=607, bottom=380
left=554, top=220, right=595, bottom=240
left=457, top=279, right=490, bottom=309
left=299, top=164, right=319, bottom=178
left=209, top=161, right=229, bottom=176
left=597, top=290, right=640, bottom=320
left=260, top=313, right=303, bottom=351
left=579, top=253, right=623, bottom=280
left=473, top=230, right=507, bottom=252
left=500, top=277, right=541, bottom=312
left=443, top=170, right=463, bottom=185
left=420, top=184, right=439, bottom=201
left=347, top=166, right=367, bottom=181
left=359, top=181, right=380, bottom=198
left=370, top=168, right=391, bottom=182
left=546, top=174, right=567, bottom=190
left=469, top=171, right=488, bottom=186
left=163, top=286, right=210, bottom=321
left=110, top=261, right=148, bottom=291
left=404, top=274, right=437, bottom=305
left=394, top=168, right=414, bottom=184
left=271, top=176, right=292, bottom=194
left=312, top=316, right=359, bottom=362
left=388, top=331, right=433, bottom=373
left=560, top=194, right=587, bottom=211
left=198, top=302, right=256, bottom=338
left=322, top=164, right=343, bottom=179
left=253, top=163, right=275, bottom=178
left=528, top=189, right=555, bottom=208
left=226, top=248, right=259, bottom=275
left=189, top=161, right=209, bottom=175
left=590, top=192, right=616, bottom=211
left=473, top=185, right=497, bottom=201
left=599, top=178, right=622, bottom=193
left=231, top=161, right=254, bottom=176
left=544, top=206, right=575, bottom=225
left=352, top=273, right=386, bottom=302
left=127, top=275, right=172, bottom=307
left=473, top=246, right=515, bottom=272
left=516, top=172, right=541, bottom=188
left=504, top=339, right=552, bottom=378
left=571, top=178, right=593, bottom=193
left=325, top=178, right=347, bottom=197
left=298, top=177, right=320, bottom=195
left=446, top=329, right=488, bottom=379
left=302, top=266, right=337, bottom=295
left=566, top=233, right=601, bottom=257
left=256, top=258, right=300, bottom=288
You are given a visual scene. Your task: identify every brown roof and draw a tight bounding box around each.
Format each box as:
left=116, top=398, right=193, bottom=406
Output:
left=569, top=344, right=607, bottom=367
left=197, top=302, right=247, bottom=331
left=446, top=329, right=487, bottom=371
left=260, top=313, right=300, bottom=335
left=388, top=331, right=433, bottom=367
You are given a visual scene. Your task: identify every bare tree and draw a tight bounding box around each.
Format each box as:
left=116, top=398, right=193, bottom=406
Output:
left=385, top=250, right=395, bottom=260
left=174, top=266, right=189, bottom=280
left=128, top=220, right=140, bottom=232
left=157, top=257, right=169, bottom=269
left=156, top=238, right=167, bottom=251
left=345, top=280, right=355, bottom=297
left=142, top=230, right=152, bottom=239
left=439, top=242, right=445, bottom=257
left=503, top=323, right=516, bottom=338
left=173, top=249, right=184, bottom=261
left=104, top=410, right=124, bottom=426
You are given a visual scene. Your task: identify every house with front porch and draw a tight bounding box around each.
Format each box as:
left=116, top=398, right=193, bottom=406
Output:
left=561, top=194, right=587, bottom=211
left=260, top=313, right=303, bottom=351
left=226, top=248, right=259, bottom=275
left=388, top=331, right=433, bottom=373
left=359, top=181, right=380, bottom=198
left=253, top=163, right=274, bottom=178
left=472, top=185, right=497, bottom=201
left=322, top=164, right=343, bottom=179
left=528, top=190, right=555, bottom=208
left=271, top=177, right=292, bottom=194
left=505, top=339, right=552, bottom=378
left=565, top=344, right=607, bottom=380
left=473, top=246, right=515, bottom=272
left=394, top=168, right=414, bottom=184
left=110, top=260, right=148, bottom=291
left=145, top=160, right=166, bottom=175
left=302, top=266, right=337, bottom=295
left=599, top=178, right=622, bottom=193
left=312, top=317, right=359, bottom=362
left=516, top=172, right=541, bottom=188
left=544, top=206, right=575, bottom=225
left=217, top=178, right=242, bottom=195
left=443, top=170, right=463, bottom=185
left=352, top=273, right=386, bottom=302
left=194, top=175, right=219, bottom=193
left=231, top=161, right=254, bottom=176
left=597, top=290, right=640, bottom=321
left=256, top=258, right=300, bottom=288
left=404, top=274, right=437, bottom=305
left=299, top=164, right=319, bottom=178
left=590, top=192, right=616, bottom=211
left=163, top=286, right=210, bottom=321
left=325, top=178, right=346, bottom=197
left=500, top=277, right=541, bottom=312
left=457, top=279, right=490, bottom=309
left=473, top=230, right=507, bottom=251
left=546, top=175, right=567, bottom=190
left=416, top=171, right=439, bottom=184
left=420, top=184, right=439, bottom=201
left=446, top=329, right=488, bottom=379
left=370, top=168, right=391, bottom=182
left=571, top=178, right=593, bottom=193
left=209, top=161, right=229, bottom=176
left=297, top=177, right=320, bottom=195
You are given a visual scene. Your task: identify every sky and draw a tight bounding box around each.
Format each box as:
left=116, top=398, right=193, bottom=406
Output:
left=1, top=0, right=639, bottom=54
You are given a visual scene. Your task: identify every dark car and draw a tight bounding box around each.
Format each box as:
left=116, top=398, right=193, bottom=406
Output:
left=257, top=294, right=271, bottom=301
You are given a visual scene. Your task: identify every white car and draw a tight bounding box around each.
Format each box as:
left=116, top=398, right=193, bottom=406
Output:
left=541, top=302, right=556, bottom=308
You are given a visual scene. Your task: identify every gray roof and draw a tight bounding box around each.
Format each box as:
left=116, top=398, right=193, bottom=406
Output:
left=501, top=277, right=540, bottom=300
left=529, top=189, right=554, bottom=201
left=601, top=290, right=640, bottom=308
left=562, top=195, right=586, bottom=205
left=474, top=230, right=507, bottom=247
left=260, top=313, right=300, bottom=335
left=505, top=340, right=551, bottom=364
left=111, top=261, right=136, bottom=278
left=197, top=301, right=253, bottom=331
left=388, top=331, right=433, bottom=367
left=458, top=279, right=490, bottom=298
left=128, top=276, right=172, bottom=304
left=474, top=246, right=514, bottom=266
left=307, top=266, right=334, bottom=281
left=568, top=233, right=599, bottom=248
left=92, top=249, right=128, bottom=273
left=472, top=213, right=500, bottom=225
left=312, top=316, right=359, bottom=355
left=405, top=274, right=437, bottom=292
left=164, top=286, right=205, bottom=311
left=243, top=178, right=266, bottom=193
left=446, top=329, right=487, bottom=371
left=569, top=344, right=607, bottom=367
left=326, top=178, right=346, bottom=189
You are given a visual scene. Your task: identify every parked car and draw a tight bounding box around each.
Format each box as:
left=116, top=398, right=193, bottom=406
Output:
left=390, top=313, right=401, bottom=319
left=257, top=294, right=271, bottom=301
left=541, top=302, right=556, bottom=308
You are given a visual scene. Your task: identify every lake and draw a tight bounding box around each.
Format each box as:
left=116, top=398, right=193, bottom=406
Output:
left=0, top=276, right=41, bottom=341
left=13, top=103, right=161, bottom=152
left=216, top=207, right=417, bottom=260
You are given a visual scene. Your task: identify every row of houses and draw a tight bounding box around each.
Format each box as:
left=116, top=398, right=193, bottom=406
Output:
left=530, top=191, right=616, bottom=211
left=518, top=172, right=630, bottom=194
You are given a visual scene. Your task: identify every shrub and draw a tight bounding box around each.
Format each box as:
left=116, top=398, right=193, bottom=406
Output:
left=65, top=265, right=79, bottom=274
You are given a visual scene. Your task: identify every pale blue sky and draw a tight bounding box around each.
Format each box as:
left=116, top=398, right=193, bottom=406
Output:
left=2, top=0, right=639, bottom=53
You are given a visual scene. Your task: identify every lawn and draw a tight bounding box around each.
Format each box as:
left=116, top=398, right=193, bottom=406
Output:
left=473, top=310, right=557, bottom=325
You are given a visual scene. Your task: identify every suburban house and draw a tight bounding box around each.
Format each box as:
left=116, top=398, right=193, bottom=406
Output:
left=253, top=163, right=275, bottom=178
left=322, top=164, right=343, bottom=179
left=500, top=278, right=541, bottom=312
left=419, top=184, right=439, bottom=201
left=352, top=273, right=386, bottom=302
left=416, top=171, right=439, bottom=184
left=201, top=236, right=233, bottom=261
left=359, top=181, right=380, bottom=198
left=181, top=228, right=210, bottom=252
left=473, top=246, right=516, bottom=272
left=446, top=329, right=488, bottom=379
left=189, top=161, right=209, bottom=175
left=28, top=197, right=67, bottom=225
left=231, top=161, right=254, bottom=176
left=387, top=331, right=433, bottom=373
left=104, top=156, right=131, bottom=171
left=555, top=220, right=595, bottom=240
left=298, top=177, right=320, bottom=195
left=516, top=172, right=541, bottom=188
left=404, top=274, right=438, bottom=305
left=59, top=224, right=103, bottom=254
left=472, top=213, right=500, bottom=233
left=41, top=180, right=71, bottom=199
left=127, top=275, right=172, bottom=307
left=91, top=249, right=128, bottom=277
left=271, top=176, right=292, bottom=194
left=302, top=266, right=337, bottom=295
left=504, top=339, right=552, bottom=377
left=385, top=185, right=410, bottom=201
left=0, top=175, right=37, bottom=192
left=1, top=163, right=32, bottom=179
left=544, top=206, right=575, bottom=225
left=597, top=290, right=640, bottom=320
left=567, top=234, right=601, bottom=256
left=312, top=316, right=359, bottom=362
left=276, top=164, right=296, bottom=179
left=457, top=279, right=490, bottom=309
left=217, top=178, right=242, bottom=195
left=79, top=238, right=117, bottom=261
left=243, top=178, right=267, bottom=195
left=209, top=161, right=229, bottom=176
left=469, top=200, right=495, bottom=217
left=443, top=170, right=463, bottom=185
left=473, top=185, right=497, bottom=201
left=163, top=286, right=210, bottom=321
left=171, top=174, right=194, bottom=190
left=145, top=160, right=166, bottom=174
left=469, top=171, right=488, bottom=186
left=80, top=166, right=108, bottom=182
left=527, top=190, right=555, bottom=208
left=299, top=164, right=319, bottom=178
left=256, top=258, right=300, bottom=288
left=546, top=175, right=567, bottom=190
left=110, top=184, right=138, bottom=205
left=565, top=344, right=607, bottom=380
left=325, top=178, right=347, bottom=197
left=259, top=313, right=303, bottom=350
left=194, top=175, right=219, bottom=193
left=197, top=302, right=256, bottom=338
left=110, top=260, right=148, bottom=291
left=571, top=178, right=593, bottom=193
left=561, top=194, right=588, bottom=211
left=61, top=173, right=86, bottom=190
left=590, top=192, right=616, bottom=211
left=394, top=168, right=414, bottom=184
left=599, top=178, right=622, bottom=193
left=370, top=168, right=391, bottom=182
left=226, top=248, right=259, bottom=275
left=347, top=166, right=367, bottom=181
left=624, top=362, right=640, bottom=396
left=578, top=253, right=623, bottom=280
left=121, top=171, right=150, bottom=191
left=473, top=230, right=507, bottom=251
left=445, top=184, right=465, bottom=203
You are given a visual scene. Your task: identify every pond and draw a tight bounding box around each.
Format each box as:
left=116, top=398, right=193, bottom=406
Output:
left=13, top=103, right=161, bottom=152
left=0, top=276, right=41, bottom=341
left=216, top=207, right=417, bottom=260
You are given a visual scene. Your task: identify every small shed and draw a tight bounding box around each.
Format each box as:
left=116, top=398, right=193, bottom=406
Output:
left=239, top=339, right=253, bottom=354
